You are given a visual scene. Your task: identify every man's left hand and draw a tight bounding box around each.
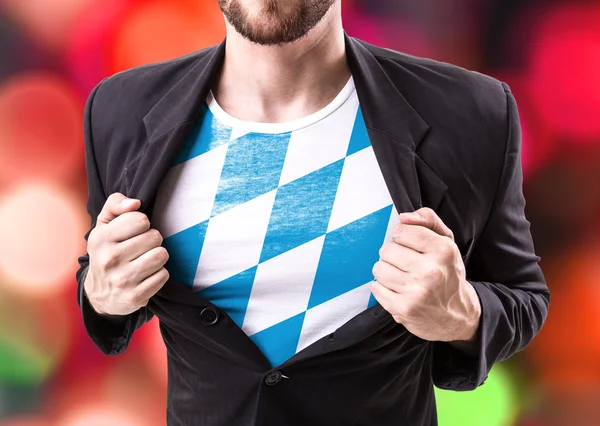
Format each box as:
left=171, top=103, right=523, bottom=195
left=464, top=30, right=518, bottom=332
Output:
left=371, top=207, right=481, bottom=343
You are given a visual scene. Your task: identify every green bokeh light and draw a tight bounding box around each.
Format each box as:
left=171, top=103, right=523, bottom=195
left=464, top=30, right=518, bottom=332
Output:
left=435, top=363, right=519, bottom=426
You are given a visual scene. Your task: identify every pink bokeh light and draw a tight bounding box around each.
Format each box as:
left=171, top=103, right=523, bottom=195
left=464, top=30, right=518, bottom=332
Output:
left=528, top=4, right=600, bottom=142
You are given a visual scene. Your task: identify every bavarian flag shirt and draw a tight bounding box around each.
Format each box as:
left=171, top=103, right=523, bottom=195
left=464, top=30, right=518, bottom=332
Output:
left=151, top=76, right=400, bottom=367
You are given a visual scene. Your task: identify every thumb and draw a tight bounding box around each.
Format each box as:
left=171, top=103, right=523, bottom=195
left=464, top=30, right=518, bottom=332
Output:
left=97, top=192, right=141, bottom=226
left=399, top=207, right=454, bottom=240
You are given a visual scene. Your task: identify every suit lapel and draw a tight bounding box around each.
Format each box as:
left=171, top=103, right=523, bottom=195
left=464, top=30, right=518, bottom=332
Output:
left=281, top=34, right=449, bottom=367
left=346, top=34, right=433, bottom=213
left=125, top=40, right=226, bottom=217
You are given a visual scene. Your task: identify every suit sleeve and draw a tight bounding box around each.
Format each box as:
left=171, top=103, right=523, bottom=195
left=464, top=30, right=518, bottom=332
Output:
left=430, top=83, right=551, bottom=391
left=76, top=78, right=154, bottom=356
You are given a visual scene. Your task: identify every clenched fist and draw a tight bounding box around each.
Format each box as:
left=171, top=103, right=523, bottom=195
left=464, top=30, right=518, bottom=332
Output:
left=371, top=207, right=481, bottom=343
left=84, top=192, right=170, bottom=317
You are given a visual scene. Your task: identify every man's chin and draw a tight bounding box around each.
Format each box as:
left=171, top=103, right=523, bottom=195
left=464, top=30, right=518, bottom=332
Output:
left=238, top=28, right=309, bottom=46
left=222, top=0, right=337, bottom=46
left=228, top=16, right=309, bottom=45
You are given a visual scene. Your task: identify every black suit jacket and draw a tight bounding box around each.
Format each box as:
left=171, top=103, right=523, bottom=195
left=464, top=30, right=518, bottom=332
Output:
left=76, top=33, right=550, bottom=426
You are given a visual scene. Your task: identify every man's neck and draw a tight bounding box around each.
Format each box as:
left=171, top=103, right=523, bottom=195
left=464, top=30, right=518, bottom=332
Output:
left=212, top=3, right=351, bottom=124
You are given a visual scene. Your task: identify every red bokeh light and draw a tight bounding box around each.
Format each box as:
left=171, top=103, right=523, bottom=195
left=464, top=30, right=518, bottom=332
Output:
left=0, top=74, right=83, bottom=182
left=66, top=0, right=135, bottom=96
left=491, top=73, right=555, bottom=179
left=528, top=4, right=600, bottom=142
left=138, top=317, right=168, bottom=386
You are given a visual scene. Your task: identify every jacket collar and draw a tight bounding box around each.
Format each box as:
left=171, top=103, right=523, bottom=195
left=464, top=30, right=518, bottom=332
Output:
left=143, top=40, right=226, bottom=145
left=142, top=33, right=428, bottom=147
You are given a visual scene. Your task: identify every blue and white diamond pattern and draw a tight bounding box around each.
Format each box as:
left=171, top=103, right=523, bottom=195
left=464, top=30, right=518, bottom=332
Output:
left=152, top=92, right=400, bottom=367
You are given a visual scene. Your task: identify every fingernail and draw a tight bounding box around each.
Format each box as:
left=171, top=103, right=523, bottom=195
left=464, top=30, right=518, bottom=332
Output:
left=121, top=198, right=138, bottom=207
left=400, top=212, right=421, bottom=220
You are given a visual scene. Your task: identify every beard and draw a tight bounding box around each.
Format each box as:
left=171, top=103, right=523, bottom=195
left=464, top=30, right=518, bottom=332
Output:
left=218, top=0, right=337, bottom=46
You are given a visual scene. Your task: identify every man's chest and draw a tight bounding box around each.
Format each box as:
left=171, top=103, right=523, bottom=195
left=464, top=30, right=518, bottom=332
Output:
left=150, top=99, right=400, bottom=366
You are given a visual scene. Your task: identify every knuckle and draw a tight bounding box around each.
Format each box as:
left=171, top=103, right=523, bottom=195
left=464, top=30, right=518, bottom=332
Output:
left=161, top=267, right=170, bottom=281
left=99, top=250, right=119, bottom=270
left=123, top=291, right=142, bottom=308
left=109, top=269, right=128, bottom=288
left=89, top=226, right=108, bottom=248
left=157, top=268, right=170, bottom=285
left=420, top=207, right=435, bottom=218
left=402, top=302, right=417, bottom=317
left=447, top=228, right=455, bottom=240
left=393, top=223, right=403, bottom=235
left=372, top=261, right=381, bottom=278
left=138, top=214, right=151, bottom=230
left=418, top=283, right=432, bottom=299
left=88, top=227, right=99, bottom=244
left=150, top=229, right=163, bottom=246
left=438, top=241, right=455, bottom=259
left=154, top=246, right=169, bottom=263
left=379, top=242, right=391, bottom=258
left=426, top=265, right=445, bottom=282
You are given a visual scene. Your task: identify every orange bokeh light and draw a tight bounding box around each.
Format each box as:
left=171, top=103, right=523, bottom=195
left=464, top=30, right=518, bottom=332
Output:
left=111, top=0, right=225, bottom=73
left=0, top=74, right=83, bottom=182
left=59, top=406, right=146, bottom=426
left=525, top=242, right=600, bottom=385
left=0, top=183, right=86, bottom=296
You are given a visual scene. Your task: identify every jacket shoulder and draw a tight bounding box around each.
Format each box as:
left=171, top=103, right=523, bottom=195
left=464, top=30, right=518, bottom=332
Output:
left=363, top=41, right=510, bottom=140
left=85, top=45, right=219, bottom=195
left=90, top=45, right=218, bottom=128
left=364, top=40, right=508, bottom=99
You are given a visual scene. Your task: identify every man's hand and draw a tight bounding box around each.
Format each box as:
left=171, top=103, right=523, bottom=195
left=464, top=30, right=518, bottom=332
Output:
left=371, top=207, right=481, bottom=343
left=84, top=192, right=170, bottom=317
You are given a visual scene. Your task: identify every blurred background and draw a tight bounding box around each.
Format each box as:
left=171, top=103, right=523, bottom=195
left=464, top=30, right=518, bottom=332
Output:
left=0, top=0, right=599, bottom=425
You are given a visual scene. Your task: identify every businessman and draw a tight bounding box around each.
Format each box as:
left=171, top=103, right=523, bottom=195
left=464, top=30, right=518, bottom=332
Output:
left=76, top=0, right=550, bottom=424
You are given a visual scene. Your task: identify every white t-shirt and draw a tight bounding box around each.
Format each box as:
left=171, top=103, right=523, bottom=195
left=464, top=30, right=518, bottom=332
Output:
left=152, top=76, right=399, bottom=367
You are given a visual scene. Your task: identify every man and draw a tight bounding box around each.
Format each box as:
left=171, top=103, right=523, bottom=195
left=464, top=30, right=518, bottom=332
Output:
left=76, top=0, right=550, bottom=424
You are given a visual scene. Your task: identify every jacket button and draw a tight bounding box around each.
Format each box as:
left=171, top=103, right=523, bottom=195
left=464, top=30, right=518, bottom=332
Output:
left=199, top=306, right=219, bottom=326
left=264, top=371, right=282, bottom=386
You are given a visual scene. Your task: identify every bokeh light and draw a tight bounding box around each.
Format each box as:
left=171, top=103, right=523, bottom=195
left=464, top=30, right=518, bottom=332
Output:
left=139, top=318, right=168, bottom=386
left=1, top=0, right=96, bottom=51
left=491, top=73, right=555, bottom=179
left=435, top=363, right=519, bottom=426
left=111, top=0, right=225, bottom=73
left=525, top=242, right=600, bottom=387
left=0, top=291, right=73, bottom=387
left=0, top=74, right=83, bottom=182
left=66, top=0, right=134, bottom=96
left=528, top=4, right=600, bottom=142
left=0, top=184, right=85, bottom=295
left=0, top=418, right=53, bottom=426
left=59, top=406, right=146, bottom=426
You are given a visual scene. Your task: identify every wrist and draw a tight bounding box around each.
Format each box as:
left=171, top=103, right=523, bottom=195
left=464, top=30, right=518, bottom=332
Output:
left=83, top=269, right=127, bottom=321
left=455, top=279, right=481, bottom=342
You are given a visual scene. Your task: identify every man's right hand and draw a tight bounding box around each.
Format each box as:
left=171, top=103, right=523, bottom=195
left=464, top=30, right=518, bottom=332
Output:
left=84, top=192, right=170, bottom=317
